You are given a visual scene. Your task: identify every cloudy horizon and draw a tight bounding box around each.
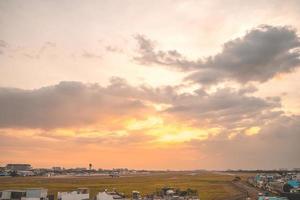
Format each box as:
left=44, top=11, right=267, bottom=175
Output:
left=0, top=0, right=300, bottom=170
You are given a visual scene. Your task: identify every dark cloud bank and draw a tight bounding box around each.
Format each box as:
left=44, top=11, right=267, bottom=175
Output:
left=135, top=25, right=300, bottom=85
left=0, top=78, right=299, bottom=168
left=0, top=80, right=149, bottom=129
left=0, top=78, right=300, bottom=168
left=0, top=78, right=281, bottom=130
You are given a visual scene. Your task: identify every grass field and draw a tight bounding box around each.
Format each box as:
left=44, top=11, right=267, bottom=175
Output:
left=0, top=172, right=244, bottom=200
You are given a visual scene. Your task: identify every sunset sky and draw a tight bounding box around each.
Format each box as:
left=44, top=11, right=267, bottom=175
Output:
left=0, top=0, right=300, bottom=170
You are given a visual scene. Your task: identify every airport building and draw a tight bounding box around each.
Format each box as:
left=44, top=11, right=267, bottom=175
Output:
left=5, top=164, right=31, bottom=171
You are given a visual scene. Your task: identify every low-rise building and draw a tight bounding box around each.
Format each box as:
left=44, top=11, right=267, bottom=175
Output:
left=17, top=171, right=35, bottom=177
left=6, top=164, right=31, bottom=171
left=152, top=187, right=199, bottom=200
left=0, top=188, right=49, bottom=200
left=52, top=167, right=62, bottom=171
left=0, top=190, right=26, bottom=200
left=57, top=188, right=89, bottom=200
left=95, top=190, right=125, bottom=200
left=23, top=188, right=48, bottom=200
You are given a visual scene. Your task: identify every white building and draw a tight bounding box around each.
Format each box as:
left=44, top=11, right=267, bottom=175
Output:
left=0, top=188, right=48, bottom=200
left=95, top=190, right=125, bottom=200
left=57, top=188, right=89, bottom=200
left=0, top=190, right=26, bottom=200
left=17, top=171, right=35, bottom=177
left=21, top=188, right=48, bottom=200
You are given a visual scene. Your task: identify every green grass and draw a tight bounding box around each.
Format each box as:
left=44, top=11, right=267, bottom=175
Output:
left=0, top=172, right=242, bottom=200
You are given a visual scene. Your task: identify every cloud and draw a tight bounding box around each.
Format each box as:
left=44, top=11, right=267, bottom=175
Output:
left=188, top=25, right=300, bottom=84
left=0, top=81, right=152, bottom=129
left=0, top=40, right=8, bottom=55
left=164, top=87, right=282, bottom=131
left=81, top=50, right=102, bottom=59
left=134, top=34, right=201, bottom=71
left=135, top=25, right=300, bottom=85
left=189, top=115, right=300, bottom=169
left=0, top=77, right=183, bottom=130
left=0, top=40, right=8, bottom=48
left=105, top=45, right=123, bottom=53
left=20, top=41, right=57, bottom=59
left=0, top=77, right=283, bottom=133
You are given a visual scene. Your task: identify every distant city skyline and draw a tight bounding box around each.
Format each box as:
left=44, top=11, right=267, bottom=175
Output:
left=2, top=163, right=300, bottom=171
left=0, top=0, right=300, bottom=170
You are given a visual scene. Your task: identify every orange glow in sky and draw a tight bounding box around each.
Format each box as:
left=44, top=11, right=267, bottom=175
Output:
left=0, top=0, right=300, bottom=170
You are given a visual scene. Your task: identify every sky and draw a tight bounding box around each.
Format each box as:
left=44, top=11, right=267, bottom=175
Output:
left=0, top=0, right=300, bottom=170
